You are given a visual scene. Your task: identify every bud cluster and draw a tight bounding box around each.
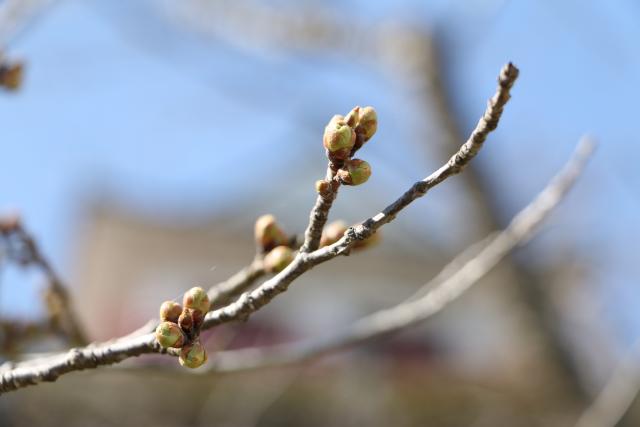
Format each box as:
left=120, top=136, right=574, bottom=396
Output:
left=155, top=286, right=210, bottom=368
left=321, top=106, right=378, bottom=187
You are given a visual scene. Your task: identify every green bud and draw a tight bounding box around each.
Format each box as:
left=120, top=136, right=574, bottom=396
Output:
left=356, top=106, right=377, bottom=141
left=155, top=321, right=185, bottom=349
left=159, top=301, right=182, bottom=323
left=183, top=286, right=210, bottom=314
left=264, top=246, right=294, bottom=273
left=0, top=62, right=23, bottom=91
left=254, top=214, right=288, bottom=252
left=337, top=159, right=371, bottom=186
left=323, top=116, right=355, bottom=160
left=320, top=220, right=348, bottom=247
left=179, top=340, right=208, bottom=369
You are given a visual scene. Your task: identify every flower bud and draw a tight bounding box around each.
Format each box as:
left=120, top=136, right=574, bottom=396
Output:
left=254, top=214, right=288, bottom=252
left=0, top=62, right=23, bottom=91
left=179, top=307, right=204, bottom=333
left=320, top=220, right=348, bottom=247
left=315, top=180, right=330, bottom=195
left=323, top=116, right=355, bottom=160
left=183, top=286, right=210, bottom=314
left=190, top=308, right=204, bottom=330
left=155, top=321, right=185, bottom=349
left=344, top=106, right=360, bottom=128
left=159, top=301, right=182, bottom=323
left=179, top=340, right=208, bottom=369
left=356, top=106, right=377, bottom=141
left=178, top=307, right=194, bottom=333
left=337, top=159, right=371, bottom=186
left=264, top=245, right=294, bottom=273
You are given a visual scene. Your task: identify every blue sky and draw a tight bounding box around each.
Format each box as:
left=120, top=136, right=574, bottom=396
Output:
left=1, top=0, right=639, bottom=352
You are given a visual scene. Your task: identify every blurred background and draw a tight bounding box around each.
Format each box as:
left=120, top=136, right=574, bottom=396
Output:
left=0, top=0, right=639, bottom=425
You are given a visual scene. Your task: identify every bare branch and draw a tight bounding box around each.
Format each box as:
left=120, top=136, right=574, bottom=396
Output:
left=574, top=340, right=640, bottom=427
left=0, top=63, right=517, bottom=394
left=0, top=334, right=158, bottom=392
left=200, top=138, right=595, bottom=372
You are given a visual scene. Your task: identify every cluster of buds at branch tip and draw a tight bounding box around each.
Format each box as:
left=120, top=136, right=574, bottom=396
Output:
left=337, top=159, right=371, bottom=186
left=0, top=59, right=24, bottom=91
left=263, top=245, right=295, bottom=273
left=155, top=286, right=211, bottom=368
left=254, top=214, right=289, bottom=253
left=321, top=106, right=377, bottom=187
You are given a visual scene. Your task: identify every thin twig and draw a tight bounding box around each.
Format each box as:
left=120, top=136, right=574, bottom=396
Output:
left=0, top=63, right=517, bottom=394
left=207, top=257, right=266, bottom=308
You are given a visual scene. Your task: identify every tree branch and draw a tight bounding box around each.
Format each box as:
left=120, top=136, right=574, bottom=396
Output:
left=198, top=138, right=595, bottom=371
left=0, top=62, right=517, bottom=394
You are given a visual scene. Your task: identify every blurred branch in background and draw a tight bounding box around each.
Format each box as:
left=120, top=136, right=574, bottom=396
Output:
left=0, top=51, right=23, bottom=90
left=0, top=215, right=88, bottom=347
left=0, top=320, right=52, bottom=356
